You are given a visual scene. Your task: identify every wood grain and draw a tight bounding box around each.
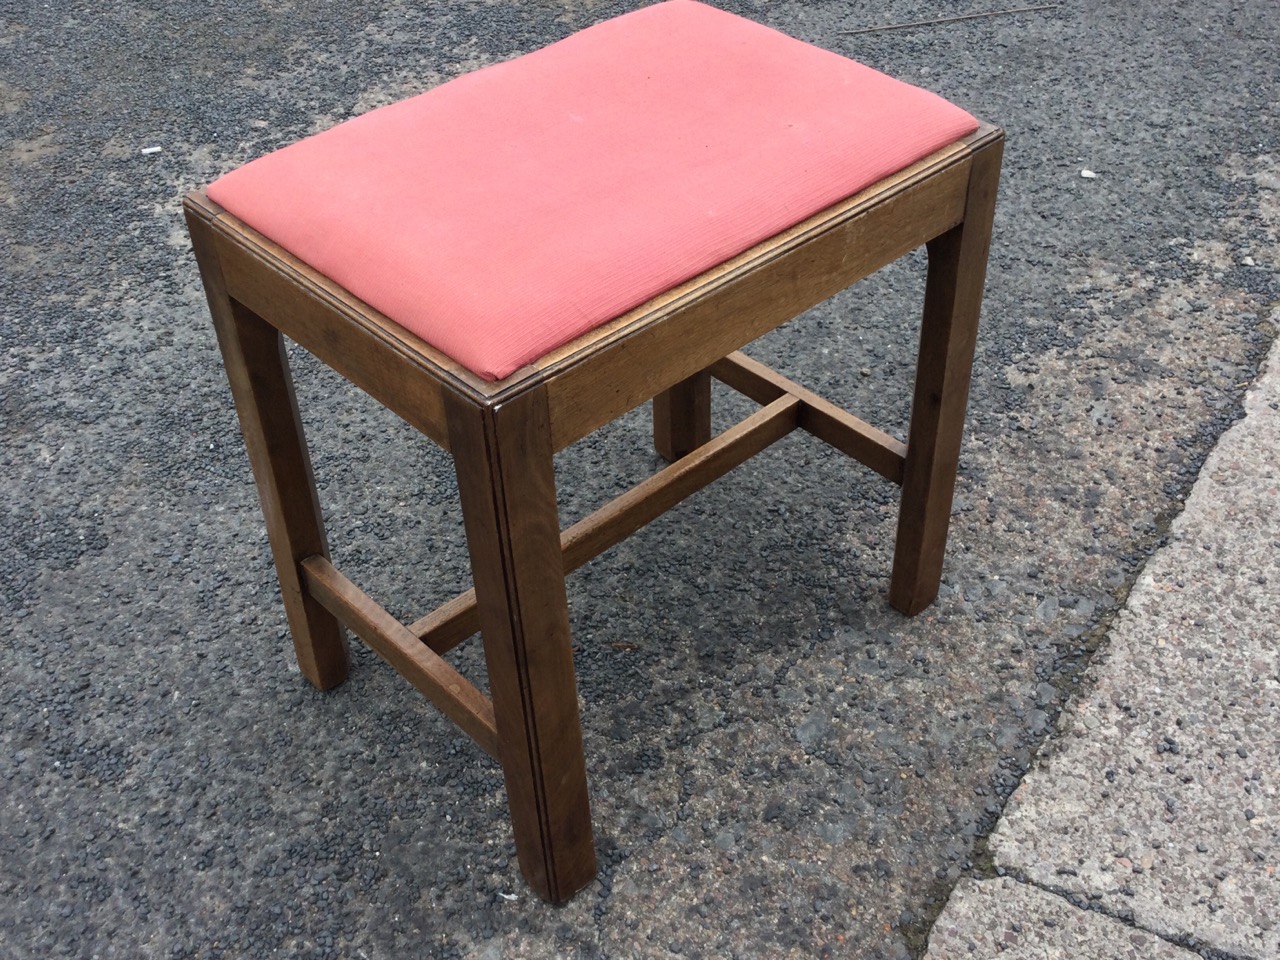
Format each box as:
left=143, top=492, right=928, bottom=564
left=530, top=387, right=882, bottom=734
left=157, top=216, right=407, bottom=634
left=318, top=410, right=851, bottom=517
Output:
left=411, top=393, right=799, bottom=654
left=300, top=555, right=498, bottom=757
left=890, top=133, right=1005, bottom=614
left=653, top=370, right=712, bottom=462
left=537, top=133, right=994, bottom=451
left=409, top=590, right=481, bottom=655
left=448, top=386, right=596, bottom=904
left=186, top=193, right=470, bottom=450
left=710, top=351, right=908, bottom=483
left=187, top=117, right=1005, bottom=907
left=564, top=394, right=799, bottom=570
left=525, top=133, right=982, bottom=375
left=186, top=203, right=350, bottom=690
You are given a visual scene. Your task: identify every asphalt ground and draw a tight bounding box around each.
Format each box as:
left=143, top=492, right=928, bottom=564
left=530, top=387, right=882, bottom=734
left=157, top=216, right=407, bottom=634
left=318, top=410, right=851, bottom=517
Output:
left=2, top=1, right=1277, bottom=958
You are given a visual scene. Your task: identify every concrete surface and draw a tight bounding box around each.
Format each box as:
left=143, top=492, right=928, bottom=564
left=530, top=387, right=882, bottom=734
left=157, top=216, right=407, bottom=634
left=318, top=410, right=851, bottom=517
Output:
left=926, top=333, right=1280, bottom=959
left=2, top=1, right=1277, bottom=958
left=927, top=877, right=1200, bottom=960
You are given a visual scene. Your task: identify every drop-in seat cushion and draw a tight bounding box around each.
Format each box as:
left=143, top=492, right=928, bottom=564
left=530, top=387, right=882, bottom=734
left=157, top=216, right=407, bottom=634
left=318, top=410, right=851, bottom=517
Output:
left=208, top=0, right=978, bottom=381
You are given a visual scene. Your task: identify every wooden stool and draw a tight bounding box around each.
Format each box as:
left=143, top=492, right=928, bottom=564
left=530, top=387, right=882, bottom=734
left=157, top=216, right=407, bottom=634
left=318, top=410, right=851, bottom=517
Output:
left=186, top=0, right=1002, bottom=904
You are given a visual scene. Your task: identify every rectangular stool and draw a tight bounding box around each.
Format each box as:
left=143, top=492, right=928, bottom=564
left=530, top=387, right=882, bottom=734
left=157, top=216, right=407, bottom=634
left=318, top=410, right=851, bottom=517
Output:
left=185, top=0, right=1002, bottom=904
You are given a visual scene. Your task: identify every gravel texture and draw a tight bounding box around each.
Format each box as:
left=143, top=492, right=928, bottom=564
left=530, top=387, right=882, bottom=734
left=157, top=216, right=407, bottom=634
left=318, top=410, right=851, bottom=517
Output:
left=987, top=335, right=1280, bottom=959
left=926, top=877, right=1200, bottom=960
left=2, top=1, right=1278, bottom=958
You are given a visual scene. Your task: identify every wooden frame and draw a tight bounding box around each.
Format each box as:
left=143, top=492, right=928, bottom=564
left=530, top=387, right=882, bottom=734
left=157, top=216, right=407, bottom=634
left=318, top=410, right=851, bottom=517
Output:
left=185, top=122, right=1003, bottom=905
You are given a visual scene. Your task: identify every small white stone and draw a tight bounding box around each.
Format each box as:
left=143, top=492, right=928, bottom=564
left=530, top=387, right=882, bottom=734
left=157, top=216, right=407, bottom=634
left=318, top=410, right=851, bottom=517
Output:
left=1080, top=169, right=1098, bottom=179
left=141, top=146, right=163, bottom=155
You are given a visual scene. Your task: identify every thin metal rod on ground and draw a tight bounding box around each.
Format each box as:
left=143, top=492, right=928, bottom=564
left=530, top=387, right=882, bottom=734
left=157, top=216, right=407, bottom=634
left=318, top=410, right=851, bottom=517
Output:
left=840, top=4, right=1059, bottom=36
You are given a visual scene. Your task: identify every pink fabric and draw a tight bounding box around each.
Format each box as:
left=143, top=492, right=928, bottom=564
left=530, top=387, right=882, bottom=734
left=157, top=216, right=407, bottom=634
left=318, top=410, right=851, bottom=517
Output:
left=209, top=0, right=978, bottom=381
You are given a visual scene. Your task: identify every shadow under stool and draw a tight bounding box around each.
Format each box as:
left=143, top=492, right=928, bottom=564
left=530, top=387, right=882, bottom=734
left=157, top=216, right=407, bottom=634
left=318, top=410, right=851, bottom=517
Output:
left=185, top=0, right=1002, bottom=905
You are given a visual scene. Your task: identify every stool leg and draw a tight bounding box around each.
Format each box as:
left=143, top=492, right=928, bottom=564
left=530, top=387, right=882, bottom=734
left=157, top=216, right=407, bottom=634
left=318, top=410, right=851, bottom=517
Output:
left=891, top=139, right=1003, bottom=615
left=189, top=222, right=350, bottom=689
left=653, top=370, right=712, bottom=462
left=214, top=303, right=352, bottom=688
left=448, top=387, right=596, bottom=904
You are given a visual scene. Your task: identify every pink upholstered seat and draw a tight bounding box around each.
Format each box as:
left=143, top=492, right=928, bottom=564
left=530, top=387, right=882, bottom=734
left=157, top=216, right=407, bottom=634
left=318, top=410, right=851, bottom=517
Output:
left=208, top=0, right=977, bottom=381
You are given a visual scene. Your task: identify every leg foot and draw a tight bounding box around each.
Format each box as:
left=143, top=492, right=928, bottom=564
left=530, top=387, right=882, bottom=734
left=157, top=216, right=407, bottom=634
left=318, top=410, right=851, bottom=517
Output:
left=188, top=209, right=349, bottom=688
left=449, top=387, right=596, bottom=904
left=891, top=138, right=1003, bottom=615
left=653, top=370, right=712, bottom=462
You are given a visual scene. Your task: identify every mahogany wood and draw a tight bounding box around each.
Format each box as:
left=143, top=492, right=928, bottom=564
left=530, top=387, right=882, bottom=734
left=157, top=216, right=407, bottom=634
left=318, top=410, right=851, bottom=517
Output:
left=186, top=194, right=461, bottom=451
left=186, top=207, right=350, bottom=690
left=890, top=135, right=1004, bottom=614
left=563, top=395, right=800, bottom=571
left=536, top=137, right=981, bottom=452
left=710, top=351, right=908, bottom=483
left=300, top=556, right=498, bottom=757
left=653, top=370, right=712, bottom=462
left=186, top=121, right=1003, bottom=906
left=411, top=393, right=800, bottom=655
left=524, top=137, right=975, bottom=376
left=447, top=387, right=596, bottom=905
left=409, top=590, right=481, bottom=655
